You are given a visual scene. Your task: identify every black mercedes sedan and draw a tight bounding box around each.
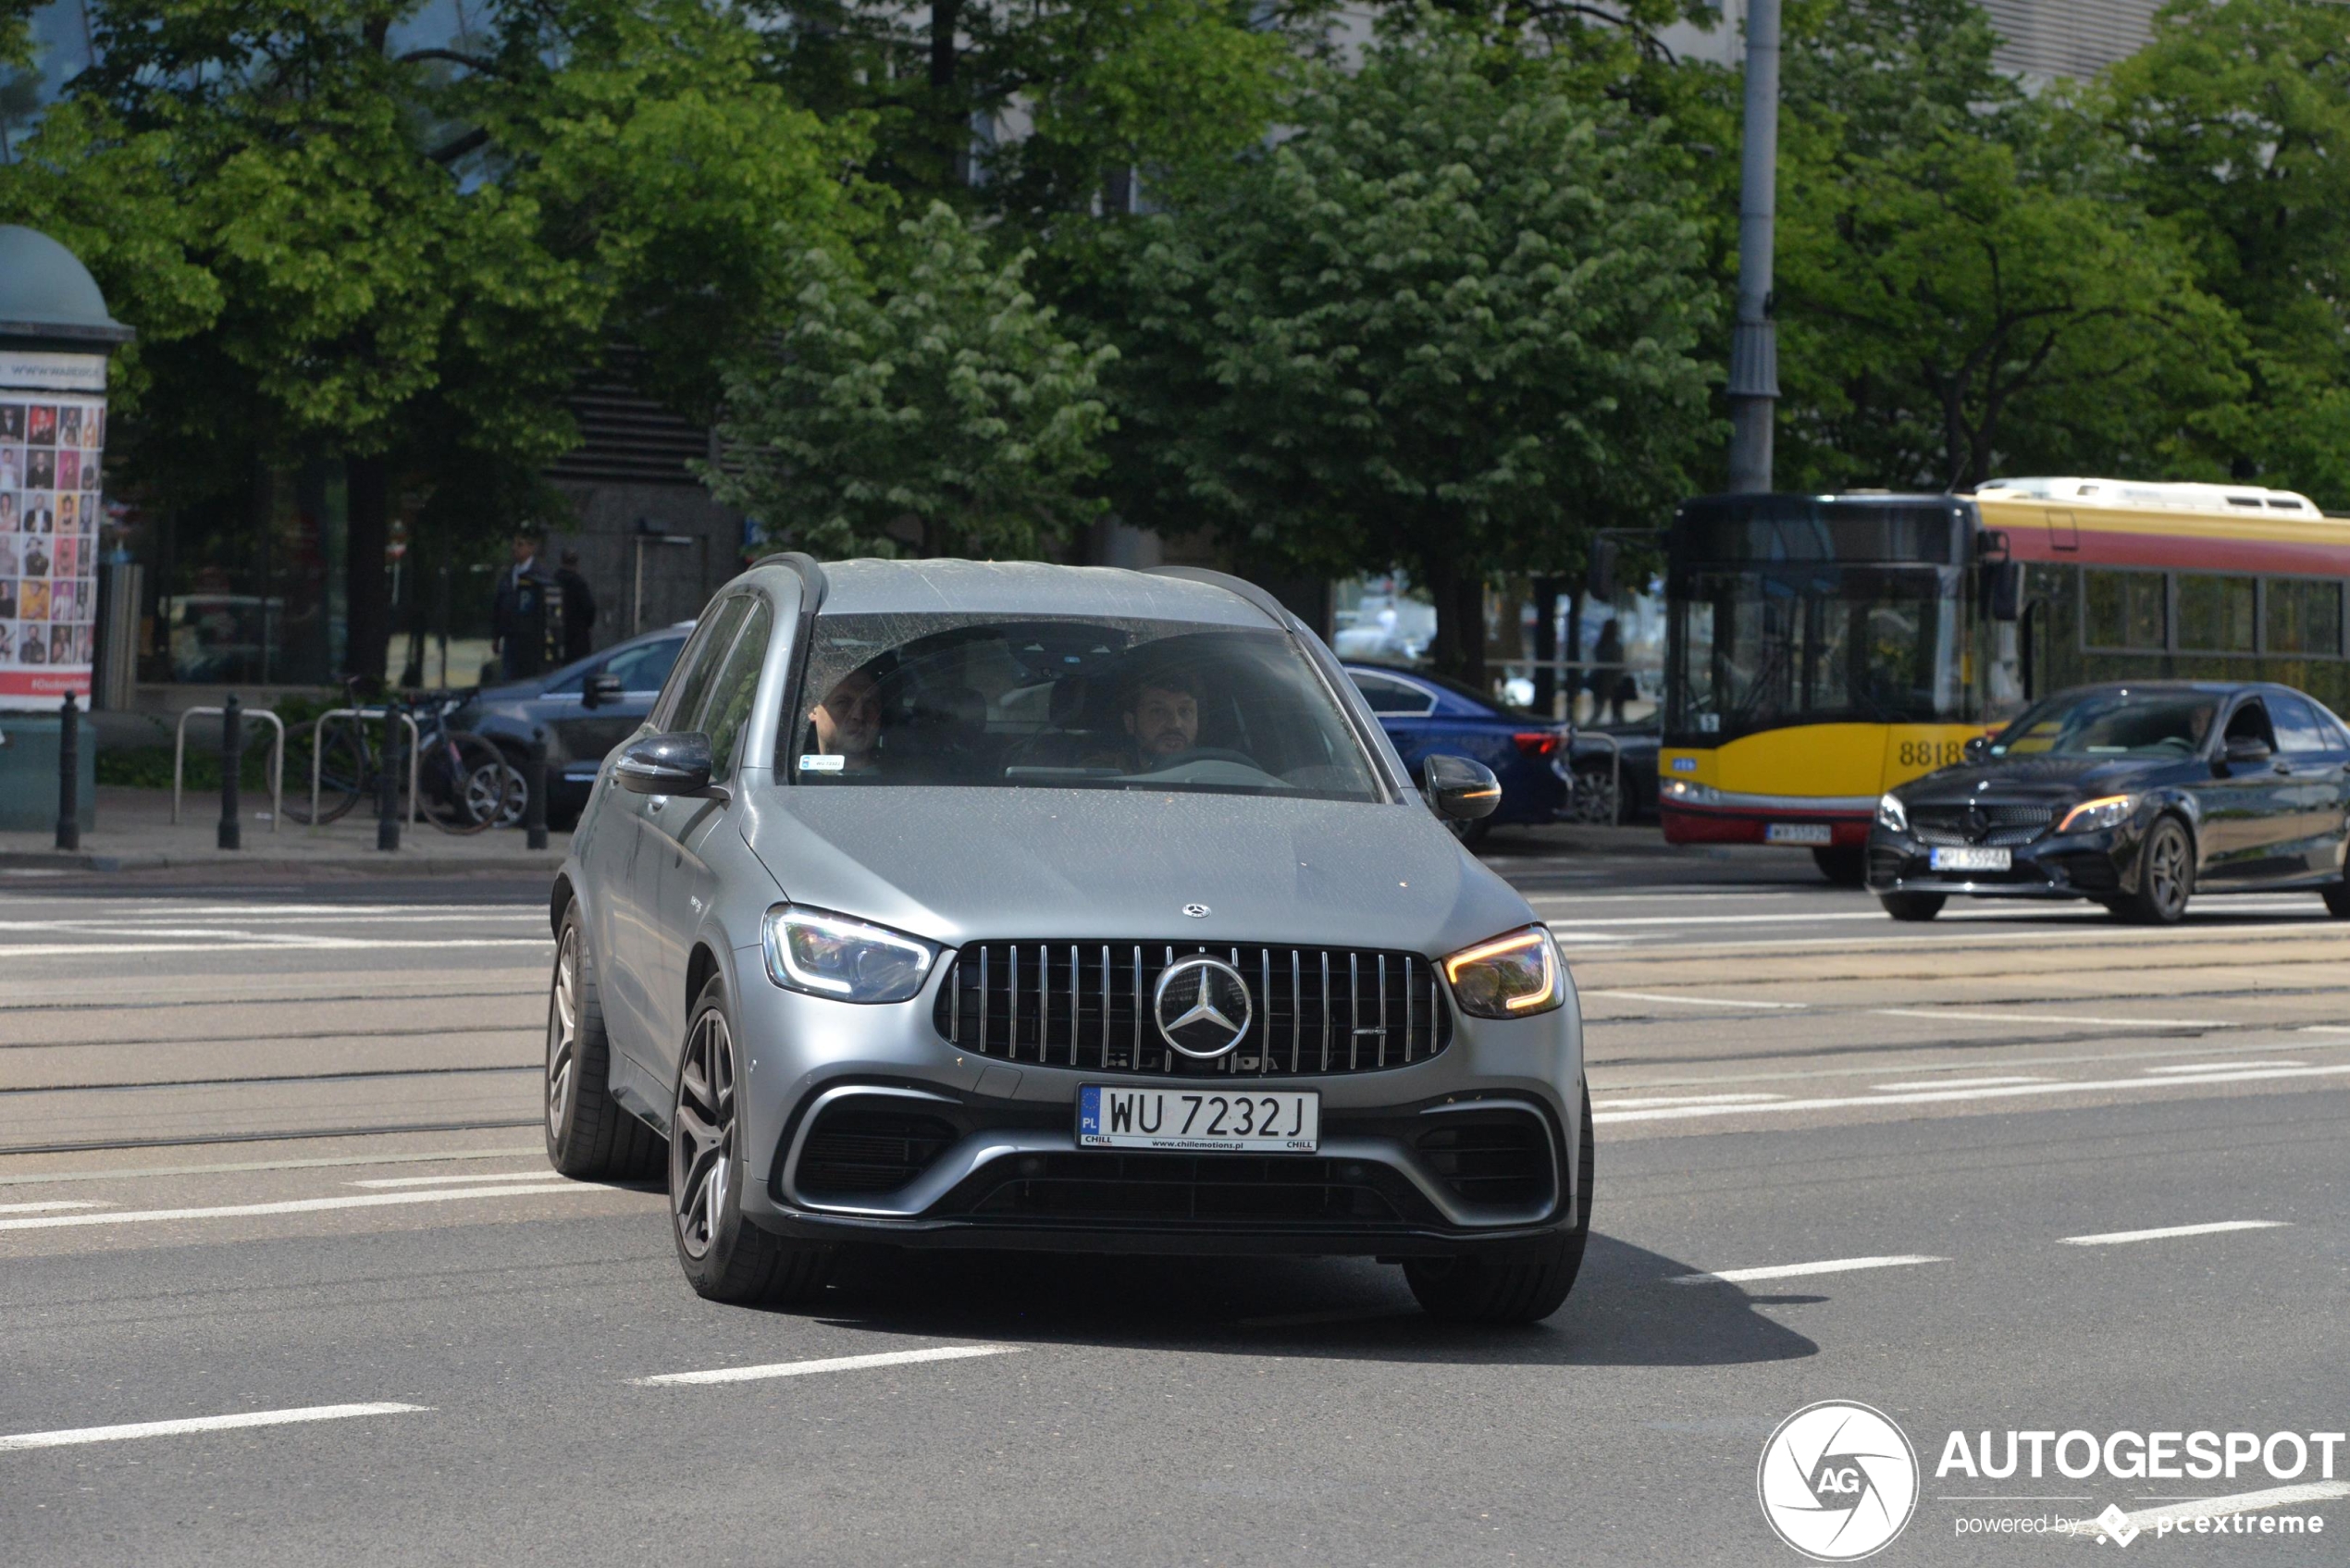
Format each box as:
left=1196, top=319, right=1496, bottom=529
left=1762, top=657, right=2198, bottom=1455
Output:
left=1867, top=682, right=2350, bottom=924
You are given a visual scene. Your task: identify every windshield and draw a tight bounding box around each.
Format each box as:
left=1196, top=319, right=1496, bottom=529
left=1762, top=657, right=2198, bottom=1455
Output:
left=1990, top=690, right=2219, bottom=759
left=1667, top=566, right=1962, bottom=744
left=785, top=612, right=1387, bottom=801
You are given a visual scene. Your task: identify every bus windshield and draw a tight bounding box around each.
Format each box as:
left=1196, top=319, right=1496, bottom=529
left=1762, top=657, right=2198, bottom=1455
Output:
left=1668, top=565, right=1963, bottom=744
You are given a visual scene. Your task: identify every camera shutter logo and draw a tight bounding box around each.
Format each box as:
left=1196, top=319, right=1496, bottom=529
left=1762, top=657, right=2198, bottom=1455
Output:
left=1757, top=1401, right=1919, bottom=1561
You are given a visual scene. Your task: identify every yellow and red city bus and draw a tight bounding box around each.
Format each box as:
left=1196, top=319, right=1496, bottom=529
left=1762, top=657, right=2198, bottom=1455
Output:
left=1658, top=480, right=2350, bottom=881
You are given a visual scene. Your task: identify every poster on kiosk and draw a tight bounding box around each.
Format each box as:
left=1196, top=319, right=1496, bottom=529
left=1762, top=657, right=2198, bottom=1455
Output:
left=0, top=349, right=106, bottom=711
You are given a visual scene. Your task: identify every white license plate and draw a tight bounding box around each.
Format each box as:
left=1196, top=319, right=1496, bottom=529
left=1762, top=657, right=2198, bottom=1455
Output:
left=1077, top=1085, right=1319, bottom=1153
left=1930, top=846, right=2011, bottom=871
left=1764, top=822, right=1834, bottom=846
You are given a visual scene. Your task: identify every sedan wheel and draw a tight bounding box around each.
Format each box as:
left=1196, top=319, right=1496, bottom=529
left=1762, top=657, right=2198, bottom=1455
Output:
left=668, top=979, right=836, bottom=1305
left=2116, top=816, right=2195, bottom=925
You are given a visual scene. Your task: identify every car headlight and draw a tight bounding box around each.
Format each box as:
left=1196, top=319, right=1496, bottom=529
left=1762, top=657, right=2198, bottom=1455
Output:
left=1876, top=792, right=1909, bottom=833
left=1441, top=925, right=1564, bottom=1018
left=1663, top=778, right=1722, bottom=807
left=2057, top=794, right=2139, bottom=834
left=761, top=905, right=937, bottom=1003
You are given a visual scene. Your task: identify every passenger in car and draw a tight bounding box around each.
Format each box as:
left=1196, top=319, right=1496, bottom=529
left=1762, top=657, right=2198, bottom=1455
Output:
left=810, top=667, right=884, bottom=772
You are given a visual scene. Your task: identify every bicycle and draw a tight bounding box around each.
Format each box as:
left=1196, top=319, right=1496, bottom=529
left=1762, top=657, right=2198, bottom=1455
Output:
left=283, top=680, right=524, bottom=833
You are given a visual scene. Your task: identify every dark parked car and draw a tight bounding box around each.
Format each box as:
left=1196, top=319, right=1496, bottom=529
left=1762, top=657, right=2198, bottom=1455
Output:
left=1344, top=664, right=1571, bottom=844
left=451, top=622, right=692, bottom=825
left=1868, top=681, right=2350, bottom=923
left=1565, top=712, right=1660, bottom=825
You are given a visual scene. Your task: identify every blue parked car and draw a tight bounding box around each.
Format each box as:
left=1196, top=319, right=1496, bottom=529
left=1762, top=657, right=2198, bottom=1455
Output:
left=1344, top=663, right=1571, bottom=845
left=450, top=622, right=694, bottom=827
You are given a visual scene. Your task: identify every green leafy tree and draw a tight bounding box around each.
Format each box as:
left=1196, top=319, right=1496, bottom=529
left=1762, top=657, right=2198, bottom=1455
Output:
left=1106, top=17, right=1718, bottom=680
left=0, top=0, right=868, bottom=677
left=1773, top=0, right=2246, bottom=492
left=2101, top=0, right=2350, bottom=507
left=707, top=201, right=1115, bottom=560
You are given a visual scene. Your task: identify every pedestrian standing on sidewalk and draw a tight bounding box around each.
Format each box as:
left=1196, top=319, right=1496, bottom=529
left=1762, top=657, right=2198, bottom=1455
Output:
left=554, top=549, right=598, bottom=666
left=491, top=529, right=558, bottom=681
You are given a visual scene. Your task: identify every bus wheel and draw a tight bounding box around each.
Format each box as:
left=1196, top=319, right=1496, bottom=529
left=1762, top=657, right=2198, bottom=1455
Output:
left=1812, top=846, right=1867, bottom=886
left=1879, top=892, right=1945, bottom=921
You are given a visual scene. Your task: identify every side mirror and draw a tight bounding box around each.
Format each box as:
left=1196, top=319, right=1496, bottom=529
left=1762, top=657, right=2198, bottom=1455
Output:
left=582, top=671, right=625, bottom=710
left=2222, top=735, right=2273, bottom=769
left=616, top=732, right=715, bottom=796
left=1423, top=754, right=1502, bottom=822
left=1962, top=735, right=1989, bottom=763
left=1982, top=561, right=2023, bottom=622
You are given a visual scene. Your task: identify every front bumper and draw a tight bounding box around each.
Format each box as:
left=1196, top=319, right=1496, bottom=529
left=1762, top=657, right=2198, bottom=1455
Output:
left=724, top=949, right=1585, bottom=1258
left=1865, top=822, right=2139, bottom=900
left=1661, top=797, right=1872, bottom=848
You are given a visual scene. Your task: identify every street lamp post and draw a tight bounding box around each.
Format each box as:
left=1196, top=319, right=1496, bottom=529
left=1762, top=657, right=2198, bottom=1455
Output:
left=1726, top=0, right=1782, bottom=495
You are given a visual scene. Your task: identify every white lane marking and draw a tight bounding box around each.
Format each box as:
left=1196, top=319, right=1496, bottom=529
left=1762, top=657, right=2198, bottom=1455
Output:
left=1597, top=1093, right=1789, bottom=1110
left=0, top=1402, right=428, bottom=1452
left=1667, top=1254, right=1947, bottom=1286
left=1869, top=1076, right=2047, bottom=1092
left=0, top=1183, right=592, bottom=1232
left=0, top=1200, right=107, bottom=1215
left=2056, top=1482, right=2350, bottom=1537
left=0, top=1147, right=544, bottom=1189
left=0, top=939, right=551, bottom=958
left=2300, top=1025, right=2350, bottom=1034
left=1584, top=990, right=1809, bottom=1009
left=1546, top=910, right=1891, bottom=928
left=2059, top=1220, right=2287, bottom=1247
left=351, top=1171, right=557, bottom=1189
left=631, top=1345, right=1020, bottom=1388
left=2146, top=1060, right=2302, bottom=1073
left=1593, top=1061, right=2350, bottom=1125
left=1871, top=1008, right=2232, bottom=1028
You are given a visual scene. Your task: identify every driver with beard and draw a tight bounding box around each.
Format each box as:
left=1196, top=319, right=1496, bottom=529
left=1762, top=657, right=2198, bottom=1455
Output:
left=1082, top=665, right=1209, bottom=772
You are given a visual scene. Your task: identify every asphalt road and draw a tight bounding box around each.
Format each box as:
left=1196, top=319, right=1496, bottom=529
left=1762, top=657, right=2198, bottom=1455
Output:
left=4, top=834, right=2347, bottom=1565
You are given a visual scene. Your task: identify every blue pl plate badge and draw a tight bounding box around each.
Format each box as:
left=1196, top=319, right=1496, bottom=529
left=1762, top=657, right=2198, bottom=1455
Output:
left=1078, top=1085, right=1102, bottom=1139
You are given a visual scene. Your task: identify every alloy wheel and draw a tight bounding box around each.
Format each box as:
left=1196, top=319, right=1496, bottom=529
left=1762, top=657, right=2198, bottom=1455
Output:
left=2148, top=823, right=2190, bottom=917
left=672, top=1008, right=736, bottom=1261
left=548, top=929, right=578, bottom=1136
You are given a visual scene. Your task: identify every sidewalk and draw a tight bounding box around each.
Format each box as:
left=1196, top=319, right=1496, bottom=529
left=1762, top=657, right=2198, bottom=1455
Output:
left=0, top=786, right=571, bottom=873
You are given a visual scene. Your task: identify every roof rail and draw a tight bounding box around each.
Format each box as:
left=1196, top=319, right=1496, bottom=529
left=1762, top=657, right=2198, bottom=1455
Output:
left=752, top=551, right=830, bottom=610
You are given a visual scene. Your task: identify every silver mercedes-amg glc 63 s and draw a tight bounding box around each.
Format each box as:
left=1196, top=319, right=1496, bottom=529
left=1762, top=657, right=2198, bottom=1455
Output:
left=544, top=556, right=1592, bottom=1323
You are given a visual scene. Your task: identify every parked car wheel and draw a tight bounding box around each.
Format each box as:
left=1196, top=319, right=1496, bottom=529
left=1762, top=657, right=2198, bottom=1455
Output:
left=1570, top=759, right=1619, bottom=824
left=545, top=904, right=663, bottom=1180
left=1404, top=1084, right=1592, bottom=1325
left=671, top=978, right=837, bottom=1306
left=2114, top=815, right=2195, bottom=925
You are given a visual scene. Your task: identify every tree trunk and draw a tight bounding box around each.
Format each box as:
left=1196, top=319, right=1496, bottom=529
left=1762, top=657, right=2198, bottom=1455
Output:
left=1424, top=554, right=1489, bottom=689
left=931, top=0, right=966, bottom=187
left=344, top=455, right=391, bottom=682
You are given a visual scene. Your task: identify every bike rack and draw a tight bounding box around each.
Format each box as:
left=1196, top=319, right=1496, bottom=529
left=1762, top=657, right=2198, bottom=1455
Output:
left=311, top=708, right=421, bottom=829
left=171, top=708, right=286, bottom=830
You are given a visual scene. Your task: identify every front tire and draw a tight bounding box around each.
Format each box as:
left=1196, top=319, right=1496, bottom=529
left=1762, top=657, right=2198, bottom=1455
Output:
left=545, top=903, right=663, bottom=1179
left=2115, top=815, right=2195, bottom=925
left=1405, top=1084, right=1593, bottom=1326
left=1879, top=891, right=1946, bottom=921
left=671, top=978, right=836, bottom=1306
left=2323, top=881, right=2350, bottom=919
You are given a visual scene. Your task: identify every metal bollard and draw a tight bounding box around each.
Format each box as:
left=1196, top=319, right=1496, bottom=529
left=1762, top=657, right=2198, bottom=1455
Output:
left=218, top=695, right=243, bottom=851
left=56, top=694, right=80, bottom=851
left=526, top=727, right=550, bottom=851
left=377, top=706, right=402, bottom=852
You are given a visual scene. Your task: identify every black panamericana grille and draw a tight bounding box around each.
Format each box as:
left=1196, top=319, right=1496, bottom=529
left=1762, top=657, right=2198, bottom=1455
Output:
left=933, top=942, right=1453, bottom=1076
left=945, top=1151, right=1440, bottom=1227
left=1909, top=802, right=2058, bottom=848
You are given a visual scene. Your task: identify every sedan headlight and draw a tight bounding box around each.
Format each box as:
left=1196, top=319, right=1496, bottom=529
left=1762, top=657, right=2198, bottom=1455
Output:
left=1442, top=925, right=1564, bottom=1018
left=762, top=905, right=937, bottom=1003
left=2056, top=795, right=2139, bottom=834
left=1875, top=792, right=1909, bottom=833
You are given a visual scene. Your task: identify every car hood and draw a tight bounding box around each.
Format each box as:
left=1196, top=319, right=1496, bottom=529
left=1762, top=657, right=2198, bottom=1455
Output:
left=734, top=785, right=1536, bottom=957
left=1901, top=755, right=2168, bottom=801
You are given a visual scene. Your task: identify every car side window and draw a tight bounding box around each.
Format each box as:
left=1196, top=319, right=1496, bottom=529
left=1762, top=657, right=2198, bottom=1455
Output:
left=652, top=599, right=749, bottom=733
left=1350, top=673, right=1436, bottom=716
left=604, top=636, right=686, bottom=696
left=693, top=601, right=773, bottom=779
left=2268, top=694, right=2330, bottom=756
left=2222, top=698, right=2277, bottom=751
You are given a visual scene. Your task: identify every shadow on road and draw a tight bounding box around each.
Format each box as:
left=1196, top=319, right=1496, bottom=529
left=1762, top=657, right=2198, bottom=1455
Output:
left=806, top=1230, right=1815, bottom=1368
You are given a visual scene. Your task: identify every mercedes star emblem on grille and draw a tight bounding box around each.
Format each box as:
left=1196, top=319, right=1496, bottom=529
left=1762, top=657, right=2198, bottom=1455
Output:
left=1152, top=957, right=1254, bottom=1059
left=1182, top=903, right=1210, bottom=918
